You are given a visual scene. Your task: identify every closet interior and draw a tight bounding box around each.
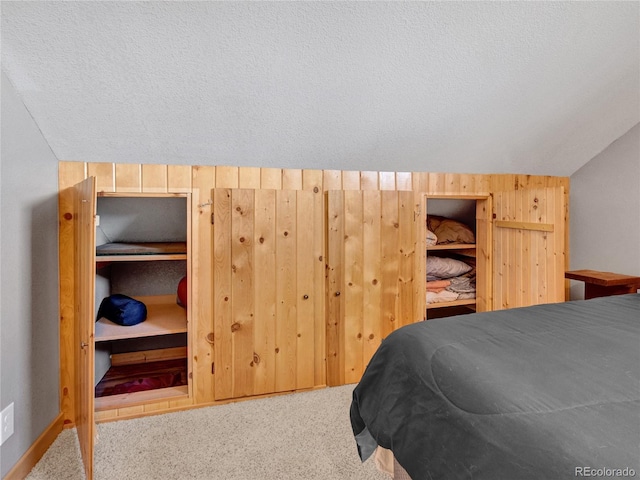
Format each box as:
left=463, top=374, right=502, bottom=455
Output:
left=93, top=194, right=190, bottom=410
left=424, top=196, right=486, bottom=320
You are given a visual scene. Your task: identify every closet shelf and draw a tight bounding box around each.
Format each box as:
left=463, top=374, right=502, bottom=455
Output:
left=426, top=298, right=477, bottom=310
left=427, top=244, right=475, bottom=250
left=96, top=242, right=187, bottom=262
left=95, top=385, right=189, bottom=412
left=95, top=294, right=186, bottom=342
left=427, top=244, right=476, bottom=258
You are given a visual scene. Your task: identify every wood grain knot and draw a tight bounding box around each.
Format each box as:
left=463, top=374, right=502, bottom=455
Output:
left=372, top=279, right=378, bottom=285
left=206, top=333, right=214, bottom=344
left=369, top=334, right=375, bottom=340
left=236, top=206, right=242, bottom=212
left=259, top=237, right=265, bottom=244
left=253, top=353, right=260, bottom=364
left=313, top=186, right=319, bottom=193
left=284, top=231, right=289, bottom=237
left=318, top=255, right=323, bottom=261
left=394, top=223, right=399, bottom=228
left=239, top=237, right=245, bottom=243
left=224, top=296, right=229, bottom=301
left=231, top=322, right=241, bottom=332
left=63, top=212, right=73, bottom=220
left=357, top=333, right=362, bottom=339
left=275, top=347, right=280, bottom=353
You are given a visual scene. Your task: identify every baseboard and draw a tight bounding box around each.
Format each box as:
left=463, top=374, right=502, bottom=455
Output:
left=3, top=412, right=64, bottom=480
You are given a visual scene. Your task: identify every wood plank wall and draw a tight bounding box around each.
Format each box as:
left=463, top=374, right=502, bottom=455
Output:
left=326, top=190, right=417, bottom=386
left=212, top=189, right=323, bottom=399
left=59, top=161, right=570, bottom=425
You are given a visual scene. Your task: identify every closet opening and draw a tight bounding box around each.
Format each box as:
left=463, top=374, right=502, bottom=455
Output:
left=93, top=194, right=191, bottom=410
left=422, top=195, right=490, bottom=320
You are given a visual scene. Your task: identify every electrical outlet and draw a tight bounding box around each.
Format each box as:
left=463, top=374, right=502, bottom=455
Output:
left=1, top=403, right=14, bottom=445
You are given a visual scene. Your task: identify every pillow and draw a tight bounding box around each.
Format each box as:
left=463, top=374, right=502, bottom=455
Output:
left=97, top=294, right=147, bottom=326
left=426, top=229, right=438, bottom=246
left=427, top=215, right=475, bottom=244
left=427, top=256, right=473, bottom=280
left=176, top=276, right=187, bottom=309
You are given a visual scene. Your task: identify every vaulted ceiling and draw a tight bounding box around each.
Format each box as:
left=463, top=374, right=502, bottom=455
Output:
left=2, top=1, right=638, bottom=176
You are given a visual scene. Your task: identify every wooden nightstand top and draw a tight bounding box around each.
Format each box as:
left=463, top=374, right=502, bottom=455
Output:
left=565, top=269, right=640, bottom=299
left=565, top=270, right=640, bottom=286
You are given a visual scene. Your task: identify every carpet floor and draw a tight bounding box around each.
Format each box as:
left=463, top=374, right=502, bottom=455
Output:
left=26, top=385, right=387, bottom=480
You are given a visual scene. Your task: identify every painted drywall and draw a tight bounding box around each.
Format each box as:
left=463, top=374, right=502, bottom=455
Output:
left=569, top=123, right=640, bottom=300
left=2, top=1, right=639, bottom=176
left=0, top=72, right=60, bottom=476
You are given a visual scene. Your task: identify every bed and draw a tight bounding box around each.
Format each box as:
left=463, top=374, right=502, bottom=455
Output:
left=351, top=294, right=640, bottom=479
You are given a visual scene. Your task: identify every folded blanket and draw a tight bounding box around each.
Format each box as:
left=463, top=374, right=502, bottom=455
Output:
left=426, top=279, right=451, bottom=291
left=427, top=290, right=460, bottom=304
left=447, top=275, right=476, bottom=294
left=457, top=292, right=477, bottom=300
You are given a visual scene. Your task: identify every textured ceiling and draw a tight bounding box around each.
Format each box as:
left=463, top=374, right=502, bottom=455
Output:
left=1, top=1, right=639, bottom=176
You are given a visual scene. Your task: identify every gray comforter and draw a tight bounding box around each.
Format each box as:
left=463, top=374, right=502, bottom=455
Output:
left=351, top=294, right=640, bottom=479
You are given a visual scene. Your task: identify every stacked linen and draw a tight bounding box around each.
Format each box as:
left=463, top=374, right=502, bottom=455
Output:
left=426, top=256, right=476, bottom=304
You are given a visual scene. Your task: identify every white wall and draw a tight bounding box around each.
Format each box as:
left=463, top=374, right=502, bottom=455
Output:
left=569, top=123, right=640, bottom=299
left=0, top=72, right=60, bottom=477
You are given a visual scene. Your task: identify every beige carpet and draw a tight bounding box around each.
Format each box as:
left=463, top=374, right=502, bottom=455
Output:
left=26, top=385, right=387, bottom=480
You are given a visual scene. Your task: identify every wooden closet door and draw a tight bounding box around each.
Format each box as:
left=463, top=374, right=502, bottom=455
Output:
left=493, top=187, right=566, bottom=309
left=73, top=176, right=97, bottom=480
left=326, top=190, right=420, bottom=386
left=212, top=188, right=323, bottom=400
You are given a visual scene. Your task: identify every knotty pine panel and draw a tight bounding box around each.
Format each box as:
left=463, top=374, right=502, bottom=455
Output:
left=253, top=190, right=277, bottom=395
left=115, top=164, right=142, bottom=193
left=274, top=190, right=297, bottom=392
left=296, top=191, right=318, bottom=389
left=238, top=167, right=261, bottom=189
left=343, top=191, right=365, bottom=385
left=168, top=165, right=192, bottom=192
left=212, top=188, right=234, bottom=399
left=362, top=191, right=383, bottom=370
left=230, top=189, right=256, bottom=398
left=58, top=161, right=87, bottom=426
left=141, top=164, right=167, bottom=193
left=191, top=166, right=215, bottom=404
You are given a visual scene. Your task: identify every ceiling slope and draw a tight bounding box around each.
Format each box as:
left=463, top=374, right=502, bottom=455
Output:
left=1, top=1, right=638, bottom=176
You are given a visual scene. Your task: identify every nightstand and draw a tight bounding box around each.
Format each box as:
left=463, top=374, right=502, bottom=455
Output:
left=565, top=269, right=640, bottom=299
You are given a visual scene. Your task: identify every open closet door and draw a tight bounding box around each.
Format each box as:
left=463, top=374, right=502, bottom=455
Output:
left=326, top=190, right=421, bottom=386
left=493, top=187, right=566, bottom=309
left=212, top=188, right=324, bottom=400
left=73, top=176, right=96, bottom=480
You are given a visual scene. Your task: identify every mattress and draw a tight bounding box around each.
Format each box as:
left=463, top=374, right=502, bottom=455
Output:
left=351, top=294, right=640, bottom=479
